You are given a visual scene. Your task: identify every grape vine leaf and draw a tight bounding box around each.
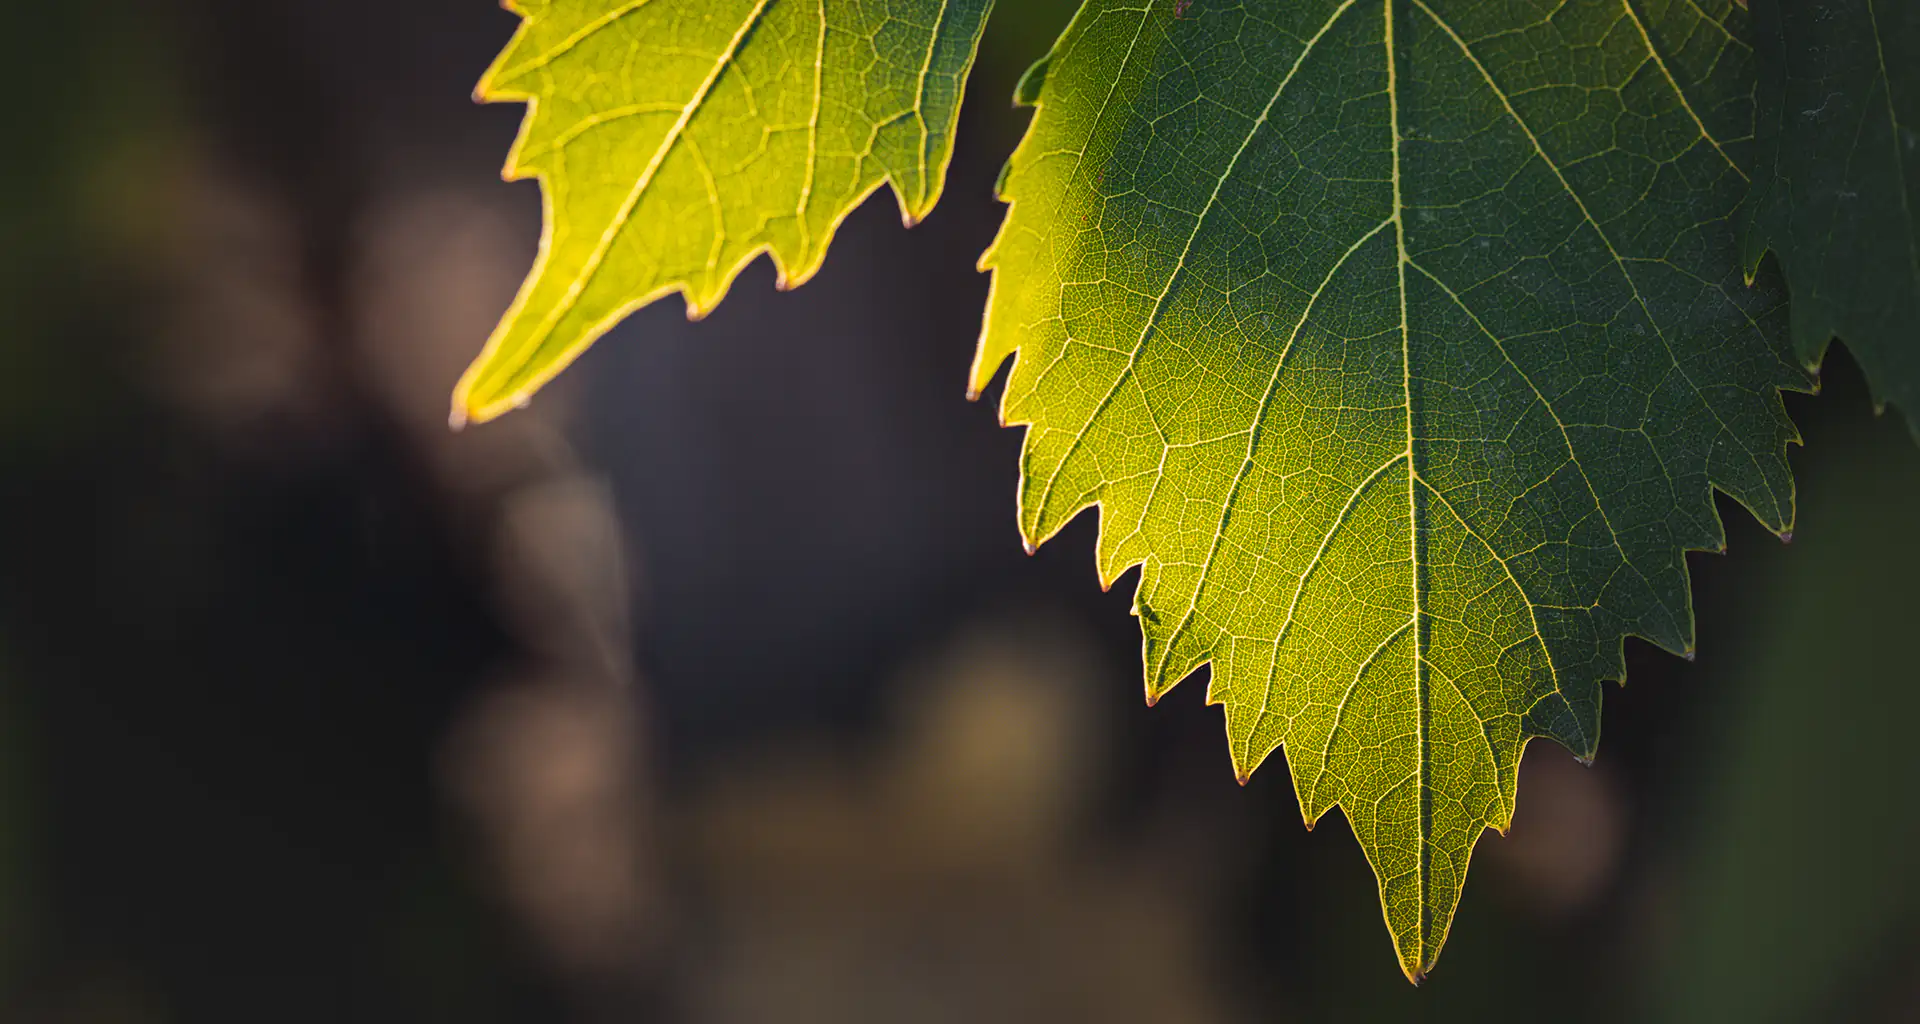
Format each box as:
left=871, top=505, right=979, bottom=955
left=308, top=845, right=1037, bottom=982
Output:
left=973, top=0, right=1807, bottom=980
left=453, top=0, right=994, bottom=425
left=1741, top=0, right=1919, bottom=437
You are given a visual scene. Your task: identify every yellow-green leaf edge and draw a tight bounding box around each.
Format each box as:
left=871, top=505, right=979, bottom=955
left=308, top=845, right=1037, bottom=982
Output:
left=455, top=0, right=995, bottom=425
left=973, top=0, right=1808, bottom=982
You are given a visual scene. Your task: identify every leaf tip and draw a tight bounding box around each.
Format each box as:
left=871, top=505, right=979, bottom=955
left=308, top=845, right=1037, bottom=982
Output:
left=1682, top=647, right=1696, bottom=663
left=1144, top=690, right=1158, bottom=708
left=1234, top=771, right=1250, bottom=788
left=1013, top=55, right=1051, bottom=108
left=449, top=371, right=508, bottom=431
left=1779, top=530, right=1794, bottom=545
left=1022, top=538, right=1037, bottom=557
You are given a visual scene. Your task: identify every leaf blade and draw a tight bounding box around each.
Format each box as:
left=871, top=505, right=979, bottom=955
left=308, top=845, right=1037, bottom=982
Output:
left=1742, top=0, right=1920, bottom=435
left=978, top=0, right=1806, bottom=979
left=457, top=0, right=995, bottom=424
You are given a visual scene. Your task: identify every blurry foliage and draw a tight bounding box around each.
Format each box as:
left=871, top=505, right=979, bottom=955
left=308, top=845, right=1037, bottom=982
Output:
left=0, top=3, right=558, bottom=1021
left=0, top=0, right=181, bottom=1004
left=0, top=4, right=181, bottom=446
left=0, top=655, right=24, bottom=996
left=1654, top=413, right=1920, bottom=1022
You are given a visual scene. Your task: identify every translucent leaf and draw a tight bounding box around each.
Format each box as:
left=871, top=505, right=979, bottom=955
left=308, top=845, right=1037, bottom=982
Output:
left=455, top=0, right=994, bottom=423
left=974, top=0, right=1807, bottom=979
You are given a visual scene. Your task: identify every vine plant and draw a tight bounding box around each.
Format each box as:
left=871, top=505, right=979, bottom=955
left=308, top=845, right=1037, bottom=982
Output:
left=448, top=0, right=1916, bottom=982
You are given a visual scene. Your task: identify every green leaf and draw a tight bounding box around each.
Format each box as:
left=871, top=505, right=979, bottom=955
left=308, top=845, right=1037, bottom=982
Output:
left=455, top=0, right=994, bottom=424
left=1742, top=0, right=1919, bottom=436
left=974, top=0, right=1806, bottom=980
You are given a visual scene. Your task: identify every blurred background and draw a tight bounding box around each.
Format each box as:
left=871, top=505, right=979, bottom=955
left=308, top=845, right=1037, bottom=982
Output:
left=1, top=1, right=1917, bottom=1021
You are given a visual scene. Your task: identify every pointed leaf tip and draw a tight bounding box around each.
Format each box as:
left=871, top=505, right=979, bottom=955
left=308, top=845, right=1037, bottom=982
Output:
left=459, top=0, right=994, bottom=420
left=1013, top=54, right=1051, bottom=107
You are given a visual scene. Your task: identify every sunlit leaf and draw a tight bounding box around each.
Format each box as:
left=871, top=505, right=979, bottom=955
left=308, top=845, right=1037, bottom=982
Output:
left=454, top=0, right=994, bottom=424
left=974, top=0, right=1806, bottom=979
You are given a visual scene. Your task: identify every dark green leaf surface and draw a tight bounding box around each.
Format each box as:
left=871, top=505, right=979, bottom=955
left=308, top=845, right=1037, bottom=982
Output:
left=974, top=0, right=1806, bottom=979
left=1743, top=0, right=1920, bottom=436
left=454, top=0, right=993, bottom=423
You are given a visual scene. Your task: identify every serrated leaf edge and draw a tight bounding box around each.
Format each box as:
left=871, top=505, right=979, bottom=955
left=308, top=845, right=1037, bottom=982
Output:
left=456, top=0, right=988, bottom=426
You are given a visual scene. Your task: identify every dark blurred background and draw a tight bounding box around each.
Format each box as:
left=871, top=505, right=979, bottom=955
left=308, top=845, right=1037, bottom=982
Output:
left=1, top=2, right=1916, bottom=1021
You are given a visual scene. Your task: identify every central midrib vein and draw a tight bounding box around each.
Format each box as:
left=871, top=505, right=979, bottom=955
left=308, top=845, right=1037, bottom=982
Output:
left=1383, top=0, right=1431, bottom=976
